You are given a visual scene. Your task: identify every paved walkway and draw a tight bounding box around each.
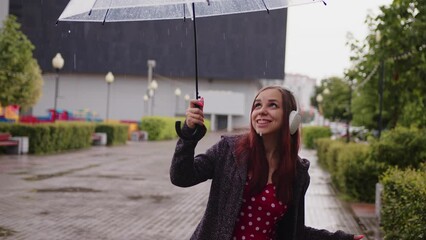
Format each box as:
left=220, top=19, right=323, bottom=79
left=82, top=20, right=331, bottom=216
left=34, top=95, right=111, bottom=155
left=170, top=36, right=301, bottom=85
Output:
left=1, top=131, right=368, bottom=240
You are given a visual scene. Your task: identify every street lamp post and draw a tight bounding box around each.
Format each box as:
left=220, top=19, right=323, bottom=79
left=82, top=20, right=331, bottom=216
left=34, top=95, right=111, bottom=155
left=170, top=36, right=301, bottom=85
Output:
left=376, top=32, right=385, bottom=139
left=52, top=53, right=64, bottom=120
left=346, top=79, right=354, bottom=143
left=174, top=88, right=181, bottom=116
left=316, top=94, right=323, bottom=126
left=149, top=79, right=158, bottom=116
left=105, top=72, right=115, bottom=122
left=184, top=94, right=190, bottom=106
left=143, top=94, right=149, bottom=115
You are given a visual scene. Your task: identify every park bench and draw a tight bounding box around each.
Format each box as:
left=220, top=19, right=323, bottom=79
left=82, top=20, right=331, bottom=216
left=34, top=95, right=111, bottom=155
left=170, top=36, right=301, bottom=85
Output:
left=92, top=132, right=107, bottom=146
left=131, top=131, right=148, bottom=141
left=0, top=133, right=20, bottom=154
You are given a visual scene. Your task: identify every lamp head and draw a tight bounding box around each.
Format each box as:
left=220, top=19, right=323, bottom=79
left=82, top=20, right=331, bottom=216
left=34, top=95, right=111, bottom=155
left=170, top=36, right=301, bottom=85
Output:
left=52, top=53, right=64, bottom=70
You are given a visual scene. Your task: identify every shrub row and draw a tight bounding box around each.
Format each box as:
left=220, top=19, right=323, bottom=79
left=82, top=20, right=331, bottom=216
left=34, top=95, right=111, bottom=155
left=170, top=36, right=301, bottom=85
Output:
left=380, top=166, right=426, bottom=240
left=315, top=127, right=426, bottom=238
left=302, top=126, right=331, bottom=149
left=315, top=138, right=382, bottom=202
left=315, top=127, right=426, bottom=203
left=140, top=116, right=210, bottom=141
left=95, top=123, right=128, bottom=146
left=0, top=122, right=95, bottom=154
left=0, top=122, right=129, bottom=154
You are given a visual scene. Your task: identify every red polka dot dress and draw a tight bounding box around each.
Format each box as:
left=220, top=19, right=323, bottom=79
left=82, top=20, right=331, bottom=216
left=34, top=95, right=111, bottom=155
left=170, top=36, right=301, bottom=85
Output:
left=232, top=182, right=288, bottom=240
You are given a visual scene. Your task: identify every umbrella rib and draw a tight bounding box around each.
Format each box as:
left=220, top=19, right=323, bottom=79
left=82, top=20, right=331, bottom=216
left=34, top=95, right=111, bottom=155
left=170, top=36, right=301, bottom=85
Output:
left=102, top=0, right=113, bottom=25
left=261, top=0, right=270, bottom=13
left=102, top=9, right=110, bottom=25
left=88, top=0, right=98, bottom=16
left=183, top=4, right=186, bottom=21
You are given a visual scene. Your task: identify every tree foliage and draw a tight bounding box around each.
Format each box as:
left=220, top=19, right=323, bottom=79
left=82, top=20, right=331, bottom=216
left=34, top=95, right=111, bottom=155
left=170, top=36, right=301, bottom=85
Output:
left=347, top=0, right=426, bottom=129
left=0, top=15, right=43, bottom=110
left=311, top=76, right=351, bottom=122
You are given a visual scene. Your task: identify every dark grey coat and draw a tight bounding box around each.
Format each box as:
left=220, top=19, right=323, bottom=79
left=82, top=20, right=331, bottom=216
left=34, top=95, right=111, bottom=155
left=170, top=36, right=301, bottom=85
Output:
left=170, top=127, right=354, bottom=240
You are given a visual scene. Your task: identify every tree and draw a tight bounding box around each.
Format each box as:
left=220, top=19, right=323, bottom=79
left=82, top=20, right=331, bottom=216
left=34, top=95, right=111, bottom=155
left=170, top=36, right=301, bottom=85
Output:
left=348, top=0, right=426, bottom=130
left=0, top=15, right=43, bottom=110
left=311, top=77, right=351, bottom=122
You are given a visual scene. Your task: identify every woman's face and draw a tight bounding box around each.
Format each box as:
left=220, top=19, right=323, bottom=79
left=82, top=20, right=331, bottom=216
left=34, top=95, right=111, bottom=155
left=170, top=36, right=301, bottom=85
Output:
left=251, top=89, right=284, bottom=136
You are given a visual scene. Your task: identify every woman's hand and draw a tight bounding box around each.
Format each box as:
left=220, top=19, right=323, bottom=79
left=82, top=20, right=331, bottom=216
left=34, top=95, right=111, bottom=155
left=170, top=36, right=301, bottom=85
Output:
left=185, top=98, right=204, bottom=129
left=354, top=235, right=364, bottom=240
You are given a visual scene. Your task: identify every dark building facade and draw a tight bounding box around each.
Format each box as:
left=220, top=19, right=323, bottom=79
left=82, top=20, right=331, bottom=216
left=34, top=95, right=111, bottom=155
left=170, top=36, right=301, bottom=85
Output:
left=9, top=0, right=287, bottom=80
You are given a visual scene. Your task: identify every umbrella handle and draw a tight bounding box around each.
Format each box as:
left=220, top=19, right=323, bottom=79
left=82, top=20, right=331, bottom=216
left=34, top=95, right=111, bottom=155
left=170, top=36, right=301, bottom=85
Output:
left=175, top=101, right=204, bottom=141
left=175, top=121, right=205, bottom=141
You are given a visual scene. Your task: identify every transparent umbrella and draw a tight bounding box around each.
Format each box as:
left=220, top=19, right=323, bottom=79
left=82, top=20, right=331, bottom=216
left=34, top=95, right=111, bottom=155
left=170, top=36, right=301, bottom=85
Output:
left=57, top=0, right=323, bottom=139
left=58, top=0, right=322, bottom=98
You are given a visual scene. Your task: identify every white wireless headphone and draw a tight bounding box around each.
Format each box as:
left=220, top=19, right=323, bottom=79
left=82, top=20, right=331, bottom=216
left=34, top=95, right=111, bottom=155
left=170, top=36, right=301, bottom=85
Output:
left=289, top=110, right=301, bottom=135
left=285, top=88, right=301, bottom=135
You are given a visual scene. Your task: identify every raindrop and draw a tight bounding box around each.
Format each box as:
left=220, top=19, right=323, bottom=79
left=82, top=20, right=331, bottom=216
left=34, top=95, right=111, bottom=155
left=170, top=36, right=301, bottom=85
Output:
left=68, top=30, right=71, bottom=34
left=167, top=29, right=170, bottom=36
left=223, top=33, right=226, bottom=40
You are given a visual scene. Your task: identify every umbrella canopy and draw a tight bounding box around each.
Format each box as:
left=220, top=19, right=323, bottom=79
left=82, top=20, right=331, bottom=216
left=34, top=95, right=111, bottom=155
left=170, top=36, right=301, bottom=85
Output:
left=59, top=0, right=322, bottom=22
left=57, top=0, right=323, bottom=139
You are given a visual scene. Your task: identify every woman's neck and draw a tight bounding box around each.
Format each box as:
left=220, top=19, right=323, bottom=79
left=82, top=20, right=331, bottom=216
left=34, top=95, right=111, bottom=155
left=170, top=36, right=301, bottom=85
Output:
left=262, top=134, right=279, bottom=166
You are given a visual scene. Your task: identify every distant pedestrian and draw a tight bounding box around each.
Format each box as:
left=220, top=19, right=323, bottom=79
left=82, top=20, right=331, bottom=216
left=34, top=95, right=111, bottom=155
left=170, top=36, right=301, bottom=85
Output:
left=171, top=85, right=364, bottom=240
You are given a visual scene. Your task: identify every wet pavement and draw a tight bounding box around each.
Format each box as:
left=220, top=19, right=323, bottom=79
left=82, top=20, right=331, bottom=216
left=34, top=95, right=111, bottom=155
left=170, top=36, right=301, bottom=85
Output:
left=1, top=131, right=374, bottom=240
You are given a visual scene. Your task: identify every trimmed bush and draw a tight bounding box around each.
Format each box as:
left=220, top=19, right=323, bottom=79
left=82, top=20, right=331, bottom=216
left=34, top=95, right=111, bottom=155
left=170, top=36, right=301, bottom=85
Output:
left=140, top=117, right=175, bottom=141
left=315, top=138, right=335, bottom=168
left=381, top=167, right=426, bottom=240
left=302, top=126, right=331, bottom=149
left=141, top=116, right=210, bottom=141
left=370, top=127, right=426, bottom=169
left=324, top=141, right=345, bottom=177
left=0, top=122, right=95, bottom=154
left=336, top=143, right=386, bottom=202
left=95, top=123, right=128, bottom=146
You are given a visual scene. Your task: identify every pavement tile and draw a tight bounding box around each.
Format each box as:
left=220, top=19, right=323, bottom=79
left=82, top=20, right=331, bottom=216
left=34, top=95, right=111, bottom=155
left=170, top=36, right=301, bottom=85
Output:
left=0, top=132, right=373, bottom=239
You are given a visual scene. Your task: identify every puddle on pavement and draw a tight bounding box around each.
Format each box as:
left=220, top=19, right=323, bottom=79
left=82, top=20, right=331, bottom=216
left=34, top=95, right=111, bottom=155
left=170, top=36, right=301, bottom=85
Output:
left=23, top=164, right=100, bottom=181
left=75, top=174, right=145, bottom=181
left=127, top=194, right=171, bottom=203
left=89, top=153, right=113, bottom=157
left=97, top=175, right=145, bottom=180
left=9, top=171, right=30, bottom=175
left=0, top=226, right=16, bottom=237
left=33, top=187, right=102, bottom=193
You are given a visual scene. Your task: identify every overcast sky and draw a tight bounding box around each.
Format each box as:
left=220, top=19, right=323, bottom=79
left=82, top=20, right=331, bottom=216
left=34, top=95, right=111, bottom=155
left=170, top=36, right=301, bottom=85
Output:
left=285, top=0, right=393, bottom=81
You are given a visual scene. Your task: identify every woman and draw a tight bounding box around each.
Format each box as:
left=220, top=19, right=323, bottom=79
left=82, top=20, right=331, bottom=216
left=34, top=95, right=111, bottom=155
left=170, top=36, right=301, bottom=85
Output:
left=171, top=86, right=364, bottom=240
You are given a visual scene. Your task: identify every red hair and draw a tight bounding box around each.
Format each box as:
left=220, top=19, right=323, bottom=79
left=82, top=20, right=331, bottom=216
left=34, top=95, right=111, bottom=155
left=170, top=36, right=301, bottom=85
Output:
left=235, top=86, right=300, bottom=204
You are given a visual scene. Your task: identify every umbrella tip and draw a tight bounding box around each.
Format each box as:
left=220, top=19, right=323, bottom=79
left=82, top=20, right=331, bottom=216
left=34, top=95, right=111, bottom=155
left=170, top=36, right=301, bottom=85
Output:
left=55, top=20, right=58, bottom=26
left=322, top=0, right=327, bottom=6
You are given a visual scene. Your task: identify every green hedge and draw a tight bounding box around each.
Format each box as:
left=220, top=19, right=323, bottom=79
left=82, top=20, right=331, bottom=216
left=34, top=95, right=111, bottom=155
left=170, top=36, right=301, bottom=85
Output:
left=381, top=167, right=426, bottom=240
left=302, top=126, right=331, bottom=149
left=336, top=143, right=386, bottom=202
left=315, top=139, right=386, bottom=202
left=95, top=123, right=128, bottom=146
left=370, top=127, right=426, bottom=169
left=315, top=138, right=335, bottom=168
left=0, top=122, right=94, bottom=154
left=140, top=116, right=210, bottom=141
